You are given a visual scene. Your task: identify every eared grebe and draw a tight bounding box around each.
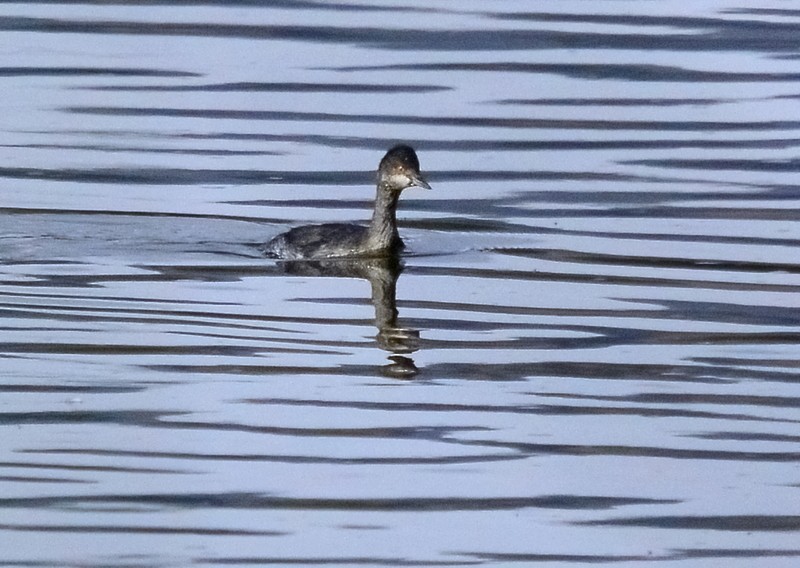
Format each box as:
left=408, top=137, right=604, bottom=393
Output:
left=263, top=145, right=430, bottom=259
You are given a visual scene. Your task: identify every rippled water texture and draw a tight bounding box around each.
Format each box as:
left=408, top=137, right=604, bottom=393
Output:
left=2, top=1, right=800, bottom=566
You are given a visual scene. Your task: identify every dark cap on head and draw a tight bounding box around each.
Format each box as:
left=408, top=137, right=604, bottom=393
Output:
left=380, top=144, right=420, bottom=172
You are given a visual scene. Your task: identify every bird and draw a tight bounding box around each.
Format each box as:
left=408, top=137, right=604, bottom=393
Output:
left=263, top=144, right=430, bottom=260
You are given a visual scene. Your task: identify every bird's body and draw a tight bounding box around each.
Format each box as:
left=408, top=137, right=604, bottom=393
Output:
left=264, top=222, right=400, bottom=260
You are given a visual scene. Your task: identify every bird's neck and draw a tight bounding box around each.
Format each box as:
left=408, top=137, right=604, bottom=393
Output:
left=367, top=183, right=401, bottom=250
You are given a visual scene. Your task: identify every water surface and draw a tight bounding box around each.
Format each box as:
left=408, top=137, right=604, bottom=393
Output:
left=2, top=1, right=800, bottom=566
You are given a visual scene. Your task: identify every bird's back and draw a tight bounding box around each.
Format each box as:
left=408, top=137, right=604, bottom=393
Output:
left=263, top=223, right=373, bottom=259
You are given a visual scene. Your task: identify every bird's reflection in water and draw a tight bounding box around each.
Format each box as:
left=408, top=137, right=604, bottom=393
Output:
left=279, top=256, right=420, bottom=379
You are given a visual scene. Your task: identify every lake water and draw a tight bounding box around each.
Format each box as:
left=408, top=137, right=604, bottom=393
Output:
left=2, top=1, right=800, bottom=566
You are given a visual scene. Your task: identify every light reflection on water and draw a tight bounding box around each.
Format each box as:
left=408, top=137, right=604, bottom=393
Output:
left=2, top=1, right=800, bottom=566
